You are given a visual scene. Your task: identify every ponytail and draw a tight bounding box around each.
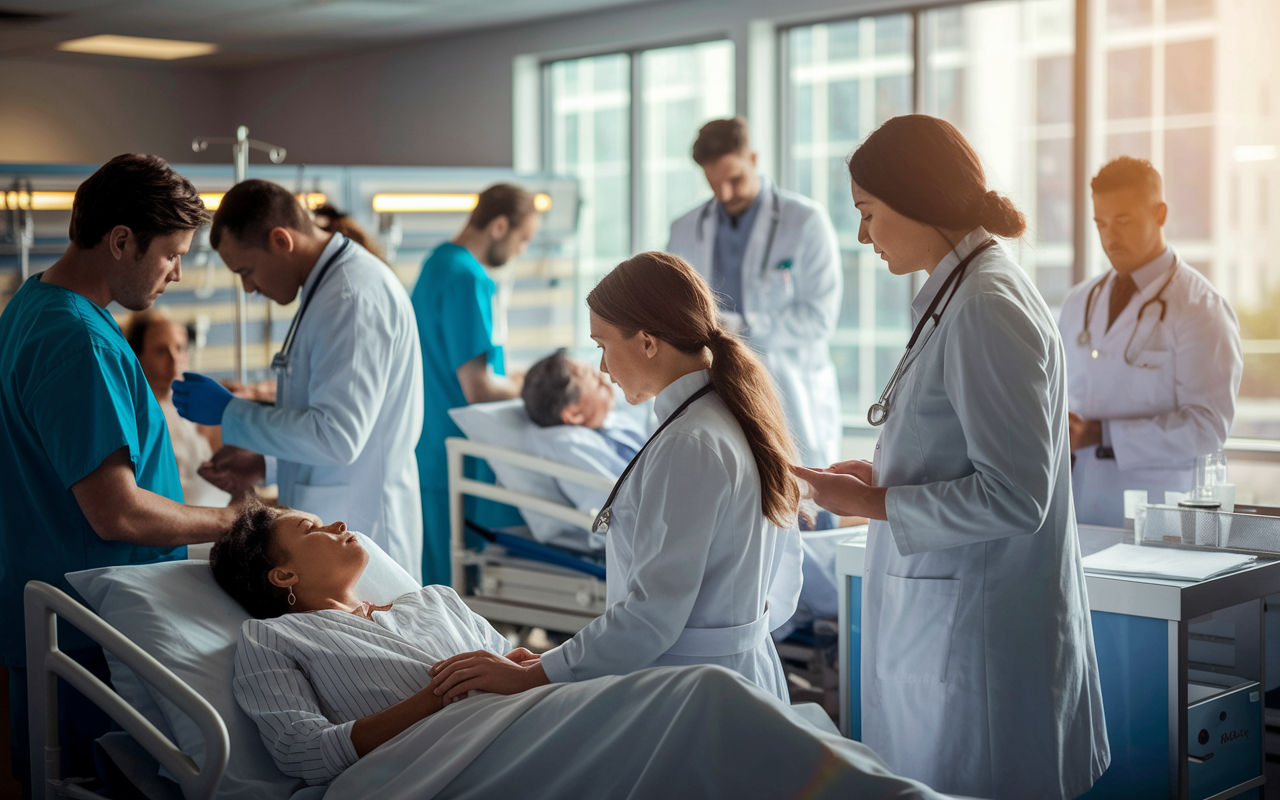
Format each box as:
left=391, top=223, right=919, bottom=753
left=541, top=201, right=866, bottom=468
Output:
left=704, top=332, right=801, bottom=527
left=587, top=252, right=800, bottom=528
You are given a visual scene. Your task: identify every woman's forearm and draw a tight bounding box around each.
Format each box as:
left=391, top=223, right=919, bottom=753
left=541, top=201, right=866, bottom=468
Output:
left=350, top=687, right=443, bottom=758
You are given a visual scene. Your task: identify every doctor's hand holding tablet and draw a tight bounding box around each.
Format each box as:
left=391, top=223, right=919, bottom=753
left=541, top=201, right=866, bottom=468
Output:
left=796, top=116, right=1109, bottom=800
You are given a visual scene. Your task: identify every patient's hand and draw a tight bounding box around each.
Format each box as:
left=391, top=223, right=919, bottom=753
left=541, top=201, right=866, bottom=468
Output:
left=429, top=650, right=550, bottom=706
left=199, top=445, right=266, bottom=499
left=505, top=648, right=540, bottom=666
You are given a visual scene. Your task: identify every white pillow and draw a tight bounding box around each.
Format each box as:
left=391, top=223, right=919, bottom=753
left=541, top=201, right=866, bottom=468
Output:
left=66, top=532, right=420, bottom=800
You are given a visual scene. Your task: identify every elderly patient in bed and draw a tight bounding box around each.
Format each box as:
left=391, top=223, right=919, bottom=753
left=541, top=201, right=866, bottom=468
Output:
left=519, top=348, right=647, bottom=513
left=210, top=502, right=943, bottom=799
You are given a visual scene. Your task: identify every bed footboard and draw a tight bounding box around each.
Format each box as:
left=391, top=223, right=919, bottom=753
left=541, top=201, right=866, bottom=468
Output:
left=23, top=581, right=229, bottom=800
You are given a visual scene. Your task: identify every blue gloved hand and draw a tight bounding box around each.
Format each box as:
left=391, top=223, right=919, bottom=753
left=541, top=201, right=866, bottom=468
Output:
left=171, top=372, right=234, bottom=425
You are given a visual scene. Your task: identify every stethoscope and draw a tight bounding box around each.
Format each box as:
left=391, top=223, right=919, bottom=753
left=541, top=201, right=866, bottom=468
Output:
left=592, top=384, right=713, bottom=535
left=867, top=239, right=997, bottom=427
left=271, top=237, right=352, bottom=371
left=1077, top=255, right=1178, bottom=365
left=696, top=190, right=782, bottom=278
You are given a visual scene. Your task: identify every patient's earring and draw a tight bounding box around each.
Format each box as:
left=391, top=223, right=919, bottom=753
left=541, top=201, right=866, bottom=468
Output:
left=287, top=588, right=296, bottom=606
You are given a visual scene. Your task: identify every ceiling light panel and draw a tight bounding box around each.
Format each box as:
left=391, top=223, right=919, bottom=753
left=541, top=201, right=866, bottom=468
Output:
left=57, top=34, right=217, bottom=60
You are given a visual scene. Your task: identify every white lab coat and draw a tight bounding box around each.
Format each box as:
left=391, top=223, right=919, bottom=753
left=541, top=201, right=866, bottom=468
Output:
left=667, top=177, right=843, bottom=468
left=864, top=230, right=1109, bottom=799
left=222, top=234, right=426, bottom=581
left=1058, top=251, right=1242, bottom=527
left=539, top=370, right=804, bottom=703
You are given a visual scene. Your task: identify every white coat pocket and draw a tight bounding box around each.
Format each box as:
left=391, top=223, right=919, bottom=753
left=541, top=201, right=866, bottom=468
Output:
left=875, top=574, right=960, bottom=684
left=291, top=482, right=352, bottom=527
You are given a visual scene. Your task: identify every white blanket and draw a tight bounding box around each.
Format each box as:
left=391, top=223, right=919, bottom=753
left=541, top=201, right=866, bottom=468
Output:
left=317, top=665, right=945, bottom=800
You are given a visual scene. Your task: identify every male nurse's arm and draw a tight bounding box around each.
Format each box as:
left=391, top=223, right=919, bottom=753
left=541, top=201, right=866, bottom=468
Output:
left=456, top=355, right=521, bottom=404
left=72, top=448, right=237, bottom=546
left=1108, top=294, right=1244, bottom=470
left=742, top=210, right=842, bottom=348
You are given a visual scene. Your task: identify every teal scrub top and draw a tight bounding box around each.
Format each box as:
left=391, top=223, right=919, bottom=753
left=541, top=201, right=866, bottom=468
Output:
left=411, top=242, right=506, bottom=489
left=0, top=275, right=185, bottom=667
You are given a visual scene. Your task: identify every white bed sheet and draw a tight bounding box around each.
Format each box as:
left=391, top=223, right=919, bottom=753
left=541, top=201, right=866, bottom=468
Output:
left=318, top=665, right=948, bottom=800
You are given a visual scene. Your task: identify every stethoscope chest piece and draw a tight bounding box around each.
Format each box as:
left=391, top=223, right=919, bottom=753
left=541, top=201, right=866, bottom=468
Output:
left=867, top=401, right=889, bottom=427
left=592, top=508, right=610, bottom=535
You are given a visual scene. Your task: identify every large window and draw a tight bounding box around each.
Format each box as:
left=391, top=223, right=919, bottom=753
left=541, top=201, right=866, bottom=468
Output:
left=1090, top=0, right=1280, bottom=445
left=783, top=0, right=1074, bottom=425
left=785, top=14, right=916, bottom=423
left=546, top=40, right=734, bottom=297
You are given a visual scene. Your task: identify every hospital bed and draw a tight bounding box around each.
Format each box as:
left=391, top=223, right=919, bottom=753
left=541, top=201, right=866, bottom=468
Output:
left=22, top=535, right=864, bottom=800
left=446, top=434, right=611, bottom=634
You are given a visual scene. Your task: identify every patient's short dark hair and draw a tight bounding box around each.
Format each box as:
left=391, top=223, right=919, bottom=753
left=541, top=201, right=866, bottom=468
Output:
left=522, top=349, right=578, bottom=427
left=210, top=500, right=291, bottom=619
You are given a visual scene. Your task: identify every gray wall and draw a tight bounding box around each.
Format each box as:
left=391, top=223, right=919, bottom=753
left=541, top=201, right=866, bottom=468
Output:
left=0, top=56, right=232, bottom=165
left=0, top=0, right=892, bottom=167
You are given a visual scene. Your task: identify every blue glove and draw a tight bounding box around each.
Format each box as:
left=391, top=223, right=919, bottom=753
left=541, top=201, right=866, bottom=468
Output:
left=172, top=372, right=234, bottom=425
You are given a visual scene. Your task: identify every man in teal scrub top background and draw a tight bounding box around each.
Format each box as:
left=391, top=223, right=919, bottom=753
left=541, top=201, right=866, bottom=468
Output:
left=412, top=183, right=541, bottom=585
left=0, top=155, right=238, bottom=797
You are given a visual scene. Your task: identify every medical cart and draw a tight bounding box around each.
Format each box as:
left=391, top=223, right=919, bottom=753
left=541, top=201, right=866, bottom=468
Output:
left=837, top=524, right=1280, bottom=800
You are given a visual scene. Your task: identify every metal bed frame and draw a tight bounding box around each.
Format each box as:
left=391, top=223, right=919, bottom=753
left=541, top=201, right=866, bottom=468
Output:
left=23, top=581, right=229, bottom=800
left=446, top=436, right=614, bottom=634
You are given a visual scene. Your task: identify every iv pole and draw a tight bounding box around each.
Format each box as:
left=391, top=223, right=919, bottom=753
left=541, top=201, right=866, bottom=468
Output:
left=191, top=125, right=286, bottom=384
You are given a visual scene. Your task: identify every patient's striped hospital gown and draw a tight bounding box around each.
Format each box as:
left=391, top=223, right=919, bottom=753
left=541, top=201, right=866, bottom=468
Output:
left=232, top=586, right=511, bottom=785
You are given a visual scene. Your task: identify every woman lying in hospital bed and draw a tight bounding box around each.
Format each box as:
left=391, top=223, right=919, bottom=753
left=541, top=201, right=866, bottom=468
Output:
left=211, top=501, right=944, bottom=799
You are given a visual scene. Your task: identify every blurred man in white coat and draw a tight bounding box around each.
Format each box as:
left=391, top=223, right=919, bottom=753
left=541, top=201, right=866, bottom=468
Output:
left=173, top=180, right=425, bottom=580
left=667, top=117, right=843, bottom=468
left=1060, top=157, right=1242, bottom=527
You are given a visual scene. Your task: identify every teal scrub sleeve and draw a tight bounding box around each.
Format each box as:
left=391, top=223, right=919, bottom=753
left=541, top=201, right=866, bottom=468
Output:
left=442, top=273, right=496, bottom=371
left=25, top=344, right=141, bottom=489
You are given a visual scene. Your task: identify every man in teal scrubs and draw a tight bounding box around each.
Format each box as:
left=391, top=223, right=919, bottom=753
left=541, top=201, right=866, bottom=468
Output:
left=412, top=184, right=541, bottom=585
left=0, top=155, right=237, bottom=796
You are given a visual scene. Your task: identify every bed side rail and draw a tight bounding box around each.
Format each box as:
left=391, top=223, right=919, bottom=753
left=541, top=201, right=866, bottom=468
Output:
left=446, top=436, right=615, bottom=593
left=24, top=580, right=229, bottom=800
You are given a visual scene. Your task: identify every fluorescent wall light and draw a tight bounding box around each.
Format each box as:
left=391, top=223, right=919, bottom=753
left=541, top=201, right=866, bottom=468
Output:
left=2, top=191, right=76, bottom=211
left=1234, top=145, right=1277, bottom=163
left=0, top=191, right=325, bottom=214
left=372, top=192, right=553, bottom=214
left=58, top=35, right=218, bottom=61
left=199, top=192, right=324, bottom=211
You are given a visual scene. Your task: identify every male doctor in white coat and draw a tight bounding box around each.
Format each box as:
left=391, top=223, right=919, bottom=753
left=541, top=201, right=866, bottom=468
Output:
left=172, top=179, right=425, bottom=580
left=667, top=117, right=843, bottom=468
left=1060, top=157, right=1242, bottom=527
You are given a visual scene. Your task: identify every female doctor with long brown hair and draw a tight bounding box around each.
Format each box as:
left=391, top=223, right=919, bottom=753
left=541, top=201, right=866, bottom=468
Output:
left=795, top=115, right=1110, bottom=800
left=429, top=251, right=804, bottom=703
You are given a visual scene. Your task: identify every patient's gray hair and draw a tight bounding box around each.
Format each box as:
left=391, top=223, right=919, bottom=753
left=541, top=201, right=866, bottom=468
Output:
left=521, top=348, right=578, bottom=427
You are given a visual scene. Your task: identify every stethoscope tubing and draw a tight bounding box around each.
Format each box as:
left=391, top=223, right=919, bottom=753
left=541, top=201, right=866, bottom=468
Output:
left=272, top=237, right=353, bottom=371
left=867, top=239, right=997, bottom=427
left=696, top=191, right=782, bottom=279
left=1077, top=254, right=1178, bottom=355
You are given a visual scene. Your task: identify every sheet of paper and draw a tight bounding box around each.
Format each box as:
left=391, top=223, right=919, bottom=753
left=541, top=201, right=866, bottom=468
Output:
left=1082, top=543, right=1256, bottom=582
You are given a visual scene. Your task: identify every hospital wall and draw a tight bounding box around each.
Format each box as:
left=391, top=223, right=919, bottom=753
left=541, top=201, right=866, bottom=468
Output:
left=0, top=0, right=907, bottom=168
left=0, top=57, right=232, bottom=166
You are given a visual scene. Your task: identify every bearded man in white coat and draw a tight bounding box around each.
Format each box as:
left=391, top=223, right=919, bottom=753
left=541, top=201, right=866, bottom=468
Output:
left=1060, top=157, right=1242, bottom=527
left=667, top=117, right=843, bottom=469
left=173, top=179, right=425, bottom=581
